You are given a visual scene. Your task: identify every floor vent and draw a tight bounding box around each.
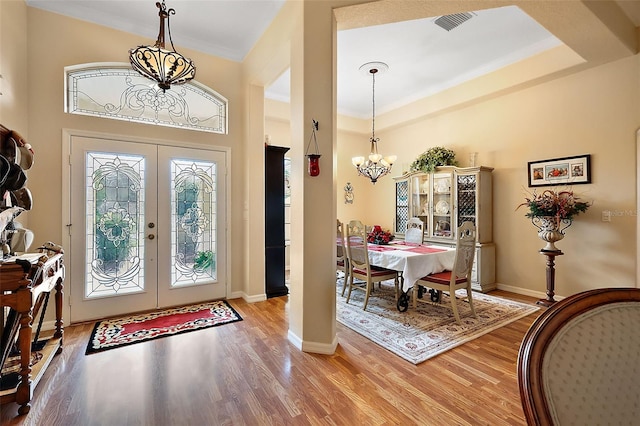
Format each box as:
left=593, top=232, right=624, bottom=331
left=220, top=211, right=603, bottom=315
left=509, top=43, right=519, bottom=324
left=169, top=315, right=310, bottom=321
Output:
left=434, top=12, right=474, bottom=31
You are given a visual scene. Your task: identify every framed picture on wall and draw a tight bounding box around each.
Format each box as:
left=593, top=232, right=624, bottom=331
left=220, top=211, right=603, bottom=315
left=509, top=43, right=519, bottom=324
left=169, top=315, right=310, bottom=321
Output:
left=528, top=154, right=591, bottom=187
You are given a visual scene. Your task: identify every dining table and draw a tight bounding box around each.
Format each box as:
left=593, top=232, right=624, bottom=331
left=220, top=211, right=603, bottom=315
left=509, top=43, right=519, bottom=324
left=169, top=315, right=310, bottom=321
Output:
left=367, top=241, right=456, bottom=293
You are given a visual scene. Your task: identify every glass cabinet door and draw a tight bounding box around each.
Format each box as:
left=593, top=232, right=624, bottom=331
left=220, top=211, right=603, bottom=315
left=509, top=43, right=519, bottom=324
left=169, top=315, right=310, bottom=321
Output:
left=431, top=172, right=453, bottom=240
left=456, top=172, right=478, bottom=228
left=411, top=174, right=430, bottom=237
left=394, top=178, right=409, bottom=235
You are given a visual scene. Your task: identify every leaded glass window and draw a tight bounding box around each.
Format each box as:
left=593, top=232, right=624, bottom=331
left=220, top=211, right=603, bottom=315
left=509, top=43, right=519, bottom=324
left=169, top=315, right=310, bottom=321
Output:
left=86, top=153, right=145, bottom=298
left=65, top=63, right=227, bottom=134
left=171, top=159, right=217, bottom=287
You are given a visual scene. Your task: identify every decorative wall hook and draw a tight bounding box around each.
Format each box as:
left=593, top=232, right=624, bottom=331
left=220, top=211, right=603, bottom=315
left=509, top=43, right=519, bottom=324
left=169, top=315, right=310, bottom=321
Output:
left=305, top=119, right=321, bottom=177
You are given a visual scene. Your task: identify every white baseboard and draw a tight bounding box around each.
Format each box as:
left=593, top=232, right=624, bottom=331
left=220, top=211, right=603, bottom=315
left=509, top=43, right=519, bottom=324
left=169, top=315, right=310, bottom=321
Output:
left=495, top=282, right=565, bottom=301
left=230, top=291, right=266, bottom=303
left=288, top=329, right=338, bottom=355
left=288, top=329, right=303, bottom=349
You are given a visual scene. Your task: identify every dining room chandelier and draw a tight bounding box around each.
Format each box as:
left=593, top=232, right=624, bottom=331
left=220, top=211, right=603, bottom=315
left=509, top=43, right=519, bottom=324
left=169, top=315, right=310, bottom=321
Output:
left=352, top=62, right=397, bottom=184
left=129, top=0, right=196, bottom=91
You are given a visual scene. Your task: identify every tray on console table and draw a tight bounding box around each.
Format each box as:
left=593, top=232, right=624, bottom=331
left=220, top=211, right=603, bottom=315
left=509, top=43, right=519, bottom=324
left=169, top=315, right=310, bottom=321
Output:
left=0, top=251, right=65, bottom=415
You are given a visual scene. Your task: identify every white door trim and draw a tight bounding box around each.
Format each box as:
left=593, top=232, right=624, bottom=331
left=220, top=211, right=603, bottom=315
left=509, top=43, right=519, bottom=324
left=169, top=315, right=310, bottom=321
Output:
left=61, top=128, right=232, bottom=323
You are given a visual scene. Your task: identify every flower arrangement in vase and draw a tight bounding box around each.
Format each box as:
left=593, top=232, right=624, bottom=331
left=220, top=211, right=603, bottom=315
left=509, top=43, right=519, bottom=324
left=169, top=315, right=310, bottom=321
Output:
left=517, top=189, right=591, bottom=251
left=367, top=225, right=394, bottom=245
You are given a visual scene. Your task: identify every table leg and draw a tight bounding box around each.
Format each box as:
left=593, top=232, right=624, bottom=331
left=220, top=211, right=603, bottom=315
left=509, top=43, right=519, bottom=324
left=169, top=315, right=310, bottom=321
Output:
left=16, top=306, right=33, bottom=415
left=54, top=277, right=64, bottom=345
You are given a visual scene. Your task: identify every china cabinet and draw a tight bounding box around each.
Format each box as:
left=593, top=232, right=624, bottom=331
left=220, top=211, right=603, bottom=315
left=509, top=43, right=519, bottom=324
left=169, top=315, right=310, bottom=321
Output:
left=393, top=166, right=495, bottom=292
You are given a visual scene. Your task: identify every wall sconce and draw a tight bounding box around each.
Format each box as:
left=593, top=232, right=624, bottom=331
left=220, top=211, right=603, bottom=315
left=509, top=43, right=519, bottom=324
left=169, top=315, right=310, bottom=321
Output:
left=305, top=119, right=321, bottom=177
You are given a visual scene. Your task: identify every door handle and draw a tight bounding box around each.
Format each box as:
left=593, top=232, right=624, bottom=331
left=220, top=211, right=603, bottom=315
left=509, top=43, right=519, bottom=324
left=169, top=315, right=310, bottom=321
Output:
left=148, top=234, right=155, bottom=240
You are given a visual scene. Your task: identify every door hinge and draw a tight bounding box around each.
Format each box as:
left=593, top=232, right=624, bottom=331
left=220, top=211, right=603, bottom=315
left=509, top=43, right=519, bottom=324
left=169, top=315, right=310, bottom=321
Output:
left=66, top=223, right=72, bottom=236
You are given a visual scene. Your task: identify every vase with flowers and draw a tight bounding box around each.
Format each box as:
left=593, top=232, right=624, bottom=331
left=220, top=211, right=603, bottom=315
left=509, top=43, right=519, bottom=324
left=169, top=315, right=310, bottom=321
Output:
left=517, top=189, right=591, bottom=251
left=367, top=225, right=394, bottom=245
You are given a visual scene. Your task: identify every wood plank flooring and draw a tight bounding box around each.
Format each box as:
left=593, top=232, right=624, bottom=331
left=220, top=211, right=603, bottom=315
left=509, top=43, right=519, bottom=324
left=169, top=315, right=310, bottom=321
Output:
left=1, top=290, right=541, bottom=425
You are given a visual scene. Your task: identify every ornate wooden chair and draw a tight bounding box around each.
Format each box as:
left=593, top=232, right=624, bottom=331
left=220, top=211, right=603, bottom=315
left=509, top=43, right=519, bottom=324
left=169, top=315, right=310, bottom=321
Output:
left=405, top=217, right=424, bottom=244
left=345, top=220, right=399, bottom=310
left=336, top=219, right=349, bottom=296
left=414, top=221, right=476, bottom=324
left=518, top=288, right=640, bottom=426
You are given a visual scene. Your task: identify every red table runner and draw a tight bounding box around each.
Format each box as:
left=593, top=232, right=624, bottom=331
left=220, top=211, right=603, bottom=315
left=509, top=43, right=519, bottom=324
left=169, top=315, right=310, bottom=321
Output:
left=368, top=244, right=448, bottom=254
left=405, top=246, right=448, bottom=254
left=367, top=245, right=398, bottom=252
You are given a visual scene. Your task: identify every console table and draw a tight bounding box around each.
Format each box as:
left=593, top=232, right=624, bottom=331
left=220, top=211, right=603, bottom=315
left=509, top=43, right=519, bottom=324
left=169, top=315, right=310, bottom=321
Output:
left=0, top=250, right=64, bottom=415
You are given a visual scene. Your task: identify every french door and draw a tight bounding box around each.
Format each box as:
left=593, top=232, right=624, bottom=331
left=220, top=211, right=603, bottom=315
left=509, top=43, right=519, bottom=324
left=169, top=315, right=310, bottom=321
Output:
left=68, top=135, right=227, bottom=323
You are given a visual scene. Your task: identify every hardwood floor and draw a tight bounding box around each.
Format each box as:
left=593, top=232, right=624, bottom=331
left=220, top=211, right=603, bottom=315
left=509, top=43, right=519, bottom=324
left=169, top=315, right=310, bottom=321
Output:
left=1, top=290, right=541, bottom=425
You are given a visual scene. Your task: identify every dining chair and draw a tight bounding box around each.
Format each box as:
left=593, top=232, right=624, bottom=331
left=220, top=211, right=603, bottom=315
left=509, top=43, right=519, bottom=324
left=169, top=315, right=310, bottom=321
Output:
left=336, top=219, right=349, bottom=296
left=405, top=217, right=424, bottom=244
left=518, top=288, right=640, bottom=426
left=415, top=221, right=476, bottom=324
left=345, top=220, right=399, bottom=310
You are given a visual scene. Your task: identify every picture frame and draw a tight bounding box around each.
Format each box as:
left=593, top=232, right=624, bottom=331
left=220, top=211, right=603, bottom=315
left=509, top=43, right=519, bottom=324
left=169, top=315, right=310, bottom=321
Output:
left=528, top=154, right=591, bottom=187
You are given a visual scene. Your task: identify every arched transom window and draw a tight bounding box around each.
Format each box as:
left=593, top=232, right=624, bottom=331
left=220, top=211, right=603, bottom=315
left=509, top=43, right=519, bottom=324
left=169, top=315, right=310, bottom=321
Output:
left=65, top=63, right=227, bottom=134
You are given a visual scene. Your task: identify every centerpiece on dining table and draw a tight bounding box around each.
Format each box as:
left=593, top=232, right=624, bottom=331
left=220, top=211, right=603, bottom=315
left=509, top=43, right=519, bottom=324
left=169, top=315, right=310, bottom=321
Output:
left=367, top=225, right=394, bottom=245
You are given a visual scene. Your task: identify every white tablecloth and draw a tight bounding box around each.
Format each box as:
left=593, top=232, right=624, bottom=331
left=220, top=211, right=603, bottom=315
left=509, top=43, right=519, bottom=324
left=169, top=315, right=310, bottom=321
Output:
left=367, top=243, right=456, bottom=292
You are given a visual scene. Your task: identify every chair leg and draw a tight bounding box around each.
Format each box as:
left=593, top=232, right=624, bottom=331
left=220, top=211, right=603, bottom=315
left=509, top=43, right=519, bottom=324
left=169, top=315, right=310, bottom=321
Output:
left=345, top=273, right=354, bottom=304
left=363, top=279, right=372, bottom=310
left=450, top=285, right=462, bottom=325
left=466, top=283, right=476, bottom=318
left=340, top=266, right=349, bottom=297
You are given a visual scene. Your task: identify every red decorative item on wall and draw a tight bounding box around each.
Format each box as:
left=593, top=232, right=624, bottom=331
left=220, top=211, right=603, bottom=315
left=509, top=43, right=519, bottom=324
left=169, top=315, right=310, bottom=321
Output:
left=305, top=119, right=321, bottom=177
left=307, top=154, right=321, bottom=177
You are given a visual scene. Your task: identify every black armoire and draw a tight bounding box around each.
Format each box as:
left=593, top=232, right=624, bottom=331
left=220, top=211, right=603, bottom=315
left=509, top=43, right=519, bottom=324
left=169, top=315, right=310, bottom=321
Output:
left=265, top=145, right=289, bottom=298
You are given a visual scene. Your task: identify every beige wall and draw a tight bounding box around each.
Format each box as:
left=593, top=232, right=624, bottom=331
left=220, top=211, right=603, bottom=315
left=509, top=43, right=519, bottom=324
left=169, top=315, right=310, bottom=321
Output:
left=0, top=0, right=29, bottom=225
left=387, top=54, right=639, bottom=297
left=20, top=8, right=247, bottom=300
left=267, top=52, right=640, bottom=298
left=0, top=1, right=28, bottom=131
left=265, top=97, right=399, bottom=229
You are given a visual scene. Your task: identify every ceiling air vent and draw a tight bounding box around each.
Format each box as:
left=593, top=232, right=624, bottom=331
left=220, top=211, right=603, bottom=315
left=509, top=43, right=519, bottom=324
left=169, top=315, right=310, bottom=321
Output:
left=434, top=12, right=474, bottom=31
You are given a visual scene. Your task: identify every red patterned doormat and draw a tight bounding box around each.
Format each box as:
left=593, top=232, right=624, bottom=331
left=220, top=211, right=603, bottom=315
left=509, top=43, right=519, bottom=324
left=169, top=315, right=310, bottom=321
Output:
left=85, top=300, right=242, bottom=355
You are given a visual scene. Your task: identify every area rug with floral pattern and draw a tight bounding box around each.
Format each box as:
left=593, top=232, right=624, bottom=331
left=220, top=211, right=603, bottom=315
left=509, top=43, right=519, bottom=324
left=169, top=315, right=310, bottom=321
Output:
left=86, top=300, right=243, bottom=355
left=336, top=280, right=538, bottom=364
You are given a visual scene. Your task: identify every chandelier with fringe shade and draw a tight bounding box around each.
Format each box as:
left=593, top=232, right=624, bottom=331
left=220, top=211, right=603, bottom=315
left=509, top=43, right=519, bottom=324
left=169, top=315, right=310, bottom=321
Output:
left=352, top=62, right=396, bottom=184
left=129, top=1, right=196, bottom=91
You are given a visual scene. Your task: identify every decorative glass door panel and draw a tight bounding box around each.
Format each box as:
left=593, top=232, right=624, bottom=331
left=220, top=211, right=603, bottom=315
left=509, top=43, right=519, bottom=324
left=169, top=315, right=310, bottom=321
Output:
left=86, top=152, right=146, bottom=298
left=171, top=159, right=217, bottom=287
